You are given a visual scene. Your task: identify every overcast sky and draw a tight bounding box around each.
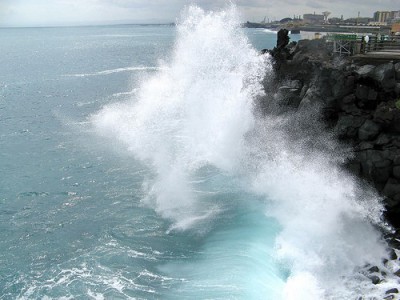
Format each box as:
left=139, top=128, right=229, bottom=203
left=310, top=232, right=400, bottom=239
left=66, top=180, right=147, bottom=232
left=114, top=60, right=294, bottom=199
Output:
left=0, top=0, right=399, bottom=27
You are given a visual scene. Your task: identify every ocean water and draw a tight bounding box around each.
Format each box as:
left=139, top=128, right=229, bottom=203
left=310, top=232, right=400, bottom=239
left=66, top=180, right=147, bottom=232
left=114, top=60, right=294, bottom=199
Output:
left=0, top=5, right=398, bottom=300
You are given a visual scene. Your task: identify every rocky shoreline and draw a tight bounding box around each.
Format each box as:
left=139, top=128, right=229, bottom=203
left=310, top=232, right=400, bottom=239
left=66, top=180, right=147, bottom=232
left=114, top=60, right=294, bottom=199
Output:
left=261, top=33, right=400, bottom=296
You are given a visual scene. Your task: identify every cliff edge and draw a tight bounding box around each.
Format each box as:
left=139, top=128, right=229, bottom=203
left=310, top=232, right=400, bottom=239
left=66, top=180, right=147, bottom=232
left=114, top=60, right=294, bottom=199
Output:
left=262, top=36, right=400, bottom=230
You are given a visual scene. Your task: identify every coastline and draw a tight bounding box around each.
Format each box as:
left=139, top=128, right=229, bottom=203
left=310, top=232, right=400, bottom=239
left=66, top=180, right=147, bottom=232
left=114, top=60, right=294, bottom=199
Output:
left=262, top=34, right=400, bottom=294
left=243, top=22, right=392, bottom=35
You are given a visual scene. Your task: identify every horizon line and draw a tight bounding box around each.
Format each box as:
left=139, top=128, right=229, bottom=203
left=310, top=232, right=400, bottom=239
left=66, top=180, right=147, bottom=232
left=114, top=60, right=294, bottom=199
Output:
left=0, top=22, right=176, bottom=29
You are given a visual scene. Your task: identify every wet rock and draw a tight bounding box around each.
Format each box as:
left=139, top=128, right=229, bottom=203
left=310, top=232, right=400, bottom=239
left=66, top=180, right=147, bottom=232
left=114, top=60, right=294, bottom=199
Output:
left=390, top=236, right=400, bottom=249
left=277, top=28, right=290, bottom=50
left=286, top=79, right=302, bottom=90
left=358, top=141, right=374, bottom=150
left=371, top=160, right=392, bottom=183
left=384, top=295, right=395, bottom=300
left=336, top=115, right=366, bottom=138
left=395, top=83, right=400, bottom=96
left=386, top=194, right=400, bottom=208
left=374, top=102, right=394, bottom=126
left=355, top=65, right=375, bottom=78
left=341, top=75, right=355, bottom=97
left=394, top=155, right=400, bottom=166
left=277, top=86, right=301, bottom=108
left=395, top=62, right=400, bottom=80
left=358, top=120, right=381, bottom=141
left=375, top=134, right=391, bottom=146
left=299, top=84, right=308, bottom=98
left=368, top=266, right=379, bottom=273
left=340, top=93, right=356, bottom=106
left=347, top=161, right=361, bottom=175
left=389, top=110, right=400, bottom=132
left=366, top=149, right=389, bottom=162
left=355, top=84, right=369, bottom=100
left=395, top=269, right=400, bottom=277
left=298, top=86, right=321, bottom=109
left=393, top=166, right=400, bottom=179
left=383, top=178, right=400, bottom=198
left=372, top=63, right=396, bottom=92
left=368, top=275, right=381, bottom=284
left=339, top=94, right=362, bottom=114
left=389, top=248, right=398, bottom=260
left=267, top=38, right=400, bottom=232
left=292, top=38, right=331, bottom=62
left=331, top=71, right=353, bottom=98
left=386, top=288, right=399, bottom=294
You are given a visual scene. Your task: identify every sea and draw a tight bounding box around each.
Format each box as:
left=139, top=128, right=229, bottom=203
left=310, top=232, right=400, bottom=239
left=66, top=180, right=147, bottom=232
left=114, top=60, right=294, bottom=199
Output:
left=0, top=5, right=398, bottom=300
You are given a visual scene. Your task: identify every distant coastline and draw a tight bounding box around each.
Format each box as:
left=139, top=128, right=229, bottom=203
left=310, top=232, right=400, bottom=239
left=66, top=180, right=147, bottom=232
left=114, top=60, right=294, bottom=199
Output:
left=242, top=21, right=392, bottom=34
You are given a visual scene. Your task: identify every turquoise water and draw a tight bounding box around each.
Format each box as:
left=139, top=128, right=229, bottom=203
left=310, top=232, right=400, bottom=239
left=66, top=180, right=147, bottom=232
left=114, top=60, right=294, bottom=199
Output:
left=0, top=6, right=391, bottom=299
left=0, top=22, right=288, bottom=299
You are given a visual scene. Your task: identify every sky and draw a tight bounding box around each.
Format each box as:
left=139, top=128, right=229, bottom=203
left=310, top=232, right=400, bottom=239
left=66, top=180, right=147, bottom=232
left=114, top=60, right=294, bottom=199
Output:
left=0, top=0, right=399, bottom=27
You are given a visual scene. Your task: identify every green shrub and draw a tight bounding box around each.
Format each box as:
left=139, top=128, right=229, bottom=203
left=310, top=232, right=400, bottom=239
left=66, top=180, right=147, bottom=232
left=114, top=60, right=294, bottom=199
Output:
left=396, top=99, right=400, bottom=110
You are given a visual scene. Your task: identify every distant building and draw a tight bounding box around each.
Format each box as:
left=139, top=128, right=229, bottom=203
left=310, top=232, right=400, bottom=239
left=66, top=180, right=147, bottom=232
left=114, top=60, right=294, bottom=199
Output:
left=392, top=23, right=400, bottom=34
left=373, top=11, right=391, bottom=23
left=329, top=17, right=343, bottom=24
left=345, top=17, right=373, bottom=24
left=303, top=13, right=324, bottom=24
left=390, top=11, right=400, bottom=24
left=368, top=21, right=388, bottom=26
left=280, top=17, right=293, bottom=24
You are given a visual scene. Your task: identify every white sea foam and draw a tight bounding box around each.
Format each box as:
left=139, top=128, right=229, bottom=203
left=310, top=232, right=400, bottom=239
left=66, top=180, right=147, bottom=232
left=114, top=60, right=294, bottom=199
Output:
left=92, top=4, right=394, bottom=299
left=65, top=66, right=161, bottom=77
left=263, top=28, right=276, bottom=34
left=112, top=89, right=138, bottom=98
left=92, top=5, right=267, bottom=230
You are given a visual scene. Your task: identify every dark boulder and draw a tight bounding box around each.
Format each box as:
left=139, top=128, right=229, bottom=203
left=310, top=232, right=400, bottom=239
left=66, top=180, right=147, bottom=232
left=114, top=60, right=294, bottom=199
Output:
left=394, top=62, right=400, bottom=80
left=393, top=166, right=400, bottom=179
left=336, top=115, right=365, bottom=138
left=375, top=134, right=391, bottom=147
left=386, top=288, right=399, bottom=294
left=355, top=85, right=378, bottom=108
left=395, top=83, right=400, bottom=96
left=374, top=102, right=394, bottom=126
left=339, top=94, right=360, bottom=114
left=372, top=63, right=396, bottom=92
left=355, top=65, right=375, bottom=78
left=358, top=120, right=381, bottom=141
left=390, top=109, right=400, bottom=132
left=277, top=29, right=290, bottom=50
left=372, top=159, right=391, bottom=183
left=395, top=269, right=400, bottom=277
left=368, top=266, right=379, bottom=273
left=383, top=178, right=400, bottom=201
left=388, top=248, right=397, bottom=260
left=368, top=275, right=381, bottom=284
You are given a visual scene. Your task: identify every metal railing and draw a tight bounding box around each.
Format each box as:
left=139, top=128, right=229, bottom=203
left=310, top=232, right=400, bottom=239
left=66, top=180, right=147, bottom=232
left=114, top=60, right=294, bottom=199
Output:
left=327, top=34, right=400, bottom=56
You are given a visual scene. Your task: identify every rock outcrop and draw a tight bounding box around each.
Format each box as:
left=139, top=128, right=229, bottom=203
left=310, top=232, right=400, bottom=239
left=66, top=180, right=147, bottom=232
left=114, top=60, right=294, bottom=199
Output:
left=262, top=37, right=400, bottom=229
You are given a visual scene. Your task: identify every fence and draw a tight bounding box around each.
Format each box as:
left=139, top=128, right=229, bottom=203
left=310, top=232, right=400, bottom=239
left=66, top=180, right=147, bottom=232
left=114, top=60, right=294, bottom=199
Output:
left=328, top=34, right=400, bottom=56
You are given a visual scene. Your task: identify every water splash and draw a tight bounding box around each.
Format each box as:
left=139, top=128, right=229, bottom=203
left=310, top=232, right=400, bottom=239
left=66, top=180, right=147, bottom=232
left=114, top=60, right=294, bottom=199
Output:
left=92, top=4, right=393, bottom=299
left=92, top=5, right=268, bottom=229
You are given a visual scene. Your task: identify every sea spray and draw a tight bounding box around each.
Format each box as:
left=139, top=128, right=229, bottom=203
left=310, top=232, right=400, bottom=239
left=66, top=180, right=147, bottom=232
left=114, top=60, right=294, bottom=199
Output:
left=248, top=117, right=388, bottom=298
left=93, top=5, right=269, bottom=230
left=92, top=4, right=394, bottom=299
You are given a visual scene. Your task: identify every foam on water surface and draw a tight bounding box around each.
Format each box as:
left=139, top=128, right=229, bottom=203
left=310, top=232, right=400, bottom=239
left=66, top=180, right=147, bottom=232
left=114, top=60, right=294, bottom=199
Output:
left=89, top=4, right=395, bottom=299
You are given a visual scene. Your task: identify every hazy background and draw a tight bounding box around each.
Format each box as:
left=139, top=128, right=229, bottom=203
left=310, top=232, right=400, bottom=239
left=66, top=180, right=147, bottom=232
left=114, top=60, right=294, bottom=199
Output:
left=1, top=0, right=399, bottom=27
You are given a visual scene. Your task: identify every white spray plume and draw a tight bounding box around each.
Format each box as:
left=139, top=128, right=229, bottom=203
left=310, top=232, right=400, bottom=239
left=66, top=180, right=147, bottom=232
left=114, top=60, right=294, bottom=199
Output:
left=92, top=4, right=392, bottom=299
